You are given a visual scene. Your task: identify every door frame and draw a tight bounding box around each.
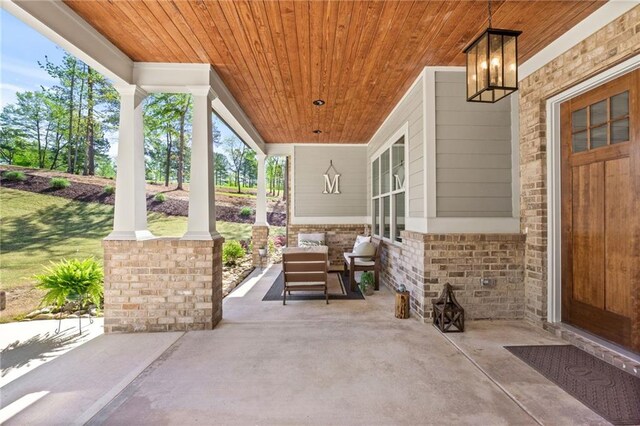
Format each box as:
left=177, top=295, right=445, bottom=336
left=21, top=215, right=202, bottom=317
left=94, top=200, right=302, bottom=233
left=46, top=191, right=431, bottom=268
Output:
left=546, top=54, right=640, bottom=324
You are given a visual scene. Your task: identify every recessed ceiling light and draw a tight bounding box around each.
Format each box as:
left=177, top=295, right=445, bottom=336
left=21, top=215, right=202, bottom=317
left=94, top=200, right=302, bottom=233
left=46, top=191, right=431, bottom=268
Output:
left=312, top=129, right=322, bottom=134
left=312, top=99, right=325, bottom=106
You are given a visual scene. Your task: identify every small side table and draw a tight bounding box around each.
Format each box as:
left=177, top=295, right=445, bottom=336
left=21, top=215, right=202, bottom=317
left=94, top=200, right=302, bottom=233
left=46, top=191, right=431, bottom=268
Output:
left=395, top=290, right=410, bottom=319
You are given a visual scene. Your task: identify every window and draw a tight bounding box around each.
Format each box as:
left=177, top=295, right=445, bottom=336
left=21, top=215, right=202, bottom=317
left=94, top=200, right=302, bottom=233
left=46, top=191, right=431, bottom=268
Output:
left=571, top=90, right=629, bottom=153
left=372, top=136, right=406, bottom=242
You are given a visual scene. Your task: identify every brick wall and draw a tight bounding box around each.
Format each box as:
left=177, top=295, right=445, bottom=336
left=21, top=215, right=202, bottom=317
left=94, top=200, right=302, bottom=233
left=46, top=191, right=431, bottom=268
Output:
left=287, top=224, right=368, bottom=270
left=519, top=6, right=640, bottom=325
left=376, top=232, right=525, bottom=322
left=251, top=225, right=269, bottom=266
left=103, top=237, right=224, bottom=333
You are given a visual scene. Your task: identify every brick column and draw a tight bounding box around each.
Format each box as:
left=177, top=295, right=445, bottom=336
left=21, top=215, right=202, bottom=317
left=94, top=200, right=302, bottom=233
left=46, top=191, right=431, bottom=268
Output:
left=103, top=237, right=224, bottom=333
left=251, top=225, right=270, bottom=266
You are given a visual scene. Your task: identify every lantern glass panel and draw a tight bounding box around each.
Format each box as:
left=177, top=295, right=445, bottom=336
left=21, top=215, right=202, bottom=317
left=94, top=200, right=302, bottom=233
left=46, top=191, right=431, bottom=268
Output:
left=476, top=35, right=488, bottom=92
left=489, top=33, right=503, bottom=87
left=467, top=46, right=477, bottom=98
left=503, top=35, right=517, bottom=87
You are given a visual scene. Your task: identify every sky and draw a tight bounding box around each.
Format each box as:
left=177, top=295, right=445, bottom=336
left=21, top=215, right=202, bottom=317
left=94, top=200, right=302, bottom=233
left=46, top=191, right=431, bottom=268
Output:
left=0, top=9, right=236, bottom=158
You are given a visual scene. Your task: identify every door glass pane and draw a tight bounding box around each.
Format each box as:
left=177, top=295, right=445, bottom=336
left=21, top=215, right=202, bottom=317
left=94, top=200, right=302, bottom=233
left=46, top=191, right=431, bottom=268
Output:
left=372, top=158, right=379, bottom=197
left=611, top=118, right=629, bottom=144
left=382, top=196, right=390, bottom=239
left=373, top=200, right=380, bottom=236
left=611, top=91, right=629, bottom=119
left=590, top=100, right=607, bottom=126
left=394, top=192, right=405, bottom=243
left=572, top=131, right=588, bottom=153
left=392, top=137, right=405, bottom=191
left=572, top=108, right=587, bottom=132
left=381, top=149, right=390, bottom=194
left=590, top=125, right=607, bottom=149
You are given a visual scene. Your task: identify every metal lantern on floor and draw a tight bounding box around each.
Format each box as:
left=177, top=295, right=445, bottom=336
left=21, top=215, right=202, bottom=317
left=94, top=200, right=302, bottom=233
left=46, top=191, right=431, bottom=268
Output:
left=464, top=0, right=521, bottom=103
left=433, top=283, right=465, bottom=332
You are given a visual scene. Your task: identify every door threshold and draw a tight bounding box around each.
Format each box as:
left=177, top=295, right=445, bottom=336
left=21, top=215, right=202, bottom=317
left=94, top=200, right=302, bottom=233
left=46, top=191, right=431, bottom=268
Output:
left=544, top=322, right=640, bottom=377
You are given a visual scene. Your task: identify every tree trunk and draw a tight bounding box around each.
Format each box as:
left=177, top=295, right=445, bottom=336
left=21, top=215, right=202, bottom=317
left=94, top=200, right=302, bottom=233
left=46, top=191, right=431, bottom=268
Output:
left=73, top=65, right=86, bottom=174
left=176, top=99, right=189, bottom=190
left=165, top=130, right=172, bottom=187
left=83, top=67, right=95, bottom=175
left=66, top=60, right=77, bottom=173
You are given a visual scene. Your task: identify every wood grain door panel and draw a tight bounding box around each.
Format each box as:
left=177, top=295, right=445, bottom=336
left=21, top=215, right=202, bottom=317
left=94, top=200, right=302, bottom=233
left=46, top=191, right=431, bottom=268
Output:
left=561, top=69, right=639, bottom=353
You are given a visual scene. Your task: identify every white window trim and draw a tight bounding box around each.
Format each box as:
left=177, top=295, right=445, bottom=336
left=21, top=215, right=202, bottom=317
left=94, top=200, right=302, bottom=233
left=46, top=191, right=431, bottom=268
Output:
left=370, top=123, right=409, bottom=244
left=545, top=54, right=640, bottom=324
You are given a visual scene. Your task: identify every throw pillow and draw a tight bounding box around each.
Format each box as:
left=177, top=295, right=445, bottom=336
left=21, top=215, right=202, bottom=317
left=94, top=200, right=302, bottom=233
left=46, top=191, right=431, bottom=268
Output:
left=352, top=235, right=371, bottom=252
left=354, top=241, right=376, bottom=260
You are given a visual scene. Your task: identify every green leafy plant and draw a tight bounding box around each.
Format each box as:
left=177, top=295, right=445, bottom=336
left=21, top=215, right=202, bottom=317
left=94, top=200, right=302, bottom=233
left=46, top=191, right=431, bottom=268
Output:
left=239, top=206, right=252, bottom=217
left=222, top=240, right=245, bottom=266
left=34, top=258, right=104, bottom=309
left=50, top=177, right=70, bottom=189
left=153, top=193, right=166, bottom=202
left=359, top=271, right=375, bottom=296
left=3, top=171, right=26, bottom=181
left=103, top=185, right=115, bottom=195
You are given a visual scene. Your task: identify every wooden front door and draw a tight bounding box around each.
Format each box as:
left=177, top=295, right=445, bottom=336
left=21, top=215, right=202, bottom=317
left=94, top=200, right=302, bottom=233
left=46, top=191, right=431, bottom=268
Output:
left=561, top=69, right=640, bottom=353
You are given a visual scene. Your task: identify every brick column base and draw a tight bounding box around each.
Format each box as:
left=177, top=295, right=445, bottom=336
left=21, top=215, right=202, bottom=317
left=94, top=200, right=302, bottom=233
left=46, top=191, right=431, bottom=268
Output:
left=103, top=236, right=224, bottom=333
left=251, top=225, right=270, bottom=266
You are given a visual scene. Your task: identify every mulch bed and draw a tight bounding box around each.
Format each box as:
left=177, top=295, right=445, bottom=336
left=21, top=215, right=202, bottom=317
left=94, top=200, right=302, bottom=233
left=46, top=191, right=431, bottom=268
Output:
left=0, top=173, right=286, bottom=226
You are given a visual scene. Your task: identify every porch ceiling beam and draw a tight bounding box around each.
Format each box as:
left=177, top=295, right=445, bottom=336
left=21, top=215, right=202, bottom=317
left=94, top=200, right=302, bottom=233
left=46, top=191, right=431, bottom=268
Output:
left=2, top=0, right=133, bottom=85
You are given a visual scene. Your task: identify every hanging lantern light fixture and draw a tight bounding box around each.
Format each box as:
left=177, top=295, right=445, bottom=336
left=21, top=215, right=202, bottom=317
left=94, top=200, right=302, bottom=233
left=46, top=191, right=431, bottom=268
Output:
left=464, top=0, right=521, bottom=103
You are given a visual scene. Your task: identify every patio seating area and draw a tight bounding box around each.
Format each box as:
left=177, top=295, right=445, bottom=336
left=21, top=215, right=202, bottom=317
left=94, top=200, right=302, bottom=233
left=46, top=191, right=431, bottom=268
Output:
left=0, top=265, right=607, bottom=425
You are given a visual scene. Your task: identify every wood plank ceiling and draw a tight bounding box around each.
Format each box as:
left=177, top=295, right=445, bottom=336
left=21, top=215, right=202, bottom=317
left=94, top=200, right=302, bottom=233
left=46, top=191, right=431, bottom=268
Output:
left=64, top=0, right=605, bottom=144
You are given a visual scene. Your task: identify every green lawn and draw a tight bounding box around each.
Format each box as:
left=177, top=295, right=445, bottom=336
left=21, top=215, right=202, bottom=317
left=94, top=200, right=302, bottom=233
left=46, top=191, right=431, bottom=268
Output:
left=0, top=187, right=260, bottom=289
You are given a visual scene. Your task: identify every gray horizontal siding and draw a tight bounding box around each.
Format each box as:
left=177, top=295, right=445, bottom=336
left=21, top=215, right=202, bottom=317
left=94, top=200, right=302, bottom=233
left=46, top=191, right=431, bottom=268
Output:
left=294, top=146, right=367, bottom=217
left=435, top=71, right=512, bottom=218
left=367, top=74, right=424, bottom=218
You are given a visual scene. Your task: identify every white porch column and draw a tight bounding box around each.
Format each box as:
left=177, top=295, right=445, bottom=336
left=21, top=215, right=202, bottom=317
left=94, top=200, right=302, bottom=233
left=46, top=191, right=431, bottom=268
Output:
left=255, top=153, right=269, bottom=226
left=183, top=87, right=219, bottom=240
left=107, top=85, right=152, bottom=240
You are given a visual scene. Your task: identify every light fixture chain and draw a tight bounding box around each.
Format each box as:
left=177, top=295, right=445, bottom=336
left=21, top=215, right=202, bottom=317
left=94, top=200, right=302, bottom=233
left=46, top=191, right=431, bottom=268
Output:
left=488, top=0, right=492, bottom=29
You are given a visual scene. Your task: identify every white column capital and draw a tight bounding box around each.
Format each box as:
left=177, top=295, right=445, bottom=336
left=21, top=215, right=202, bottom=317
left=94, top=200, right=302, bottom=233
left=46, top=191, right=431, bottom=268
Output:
left=114, top=84, right=147, bottom=106
left=189, top=86, right=217, bottom=101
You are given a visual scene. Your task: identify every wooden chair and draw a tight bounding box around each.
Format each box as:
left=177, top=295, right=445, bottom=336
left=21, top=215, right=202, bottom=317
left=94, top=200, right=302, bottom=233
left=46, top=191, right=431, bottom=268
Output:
left=282, top=251, right=329, bottom=305
left=343, top=240, right=380, bottom=292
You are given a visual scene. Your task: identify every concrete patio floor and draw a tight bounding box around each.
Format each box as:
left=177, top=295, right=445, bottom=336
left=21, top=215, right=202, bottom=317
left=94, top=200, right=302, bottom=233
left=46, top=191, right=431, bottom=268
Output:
left=1, top=264, right=607, bottom=425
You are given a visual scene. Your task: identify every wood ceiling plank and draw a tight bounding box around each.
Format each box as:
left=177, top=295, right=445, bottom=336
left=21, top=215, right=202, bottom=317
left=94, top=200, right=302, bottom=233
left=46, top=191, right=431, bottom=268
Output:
left=340, top=1, right=415, bottom=142
left=240, top=0, right=297, bottom=140
left=64, top=0, right=607, bottom=144
left=260, top=0, right=303, bottom=142
left=144, top=1, right=206, bottom=63
left=114, top=1, right=183, bottom=63
left=202, top=2, right=284, bottom=140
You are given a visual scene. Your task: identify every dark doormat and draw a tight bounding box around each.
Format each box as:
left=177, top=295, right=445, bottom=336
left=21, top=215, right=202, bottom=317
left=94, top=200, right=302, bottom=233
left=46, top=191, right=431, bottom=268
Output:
left=505, top=345, right=640, bottom=425
left=262, top=271, right=364, bottom=301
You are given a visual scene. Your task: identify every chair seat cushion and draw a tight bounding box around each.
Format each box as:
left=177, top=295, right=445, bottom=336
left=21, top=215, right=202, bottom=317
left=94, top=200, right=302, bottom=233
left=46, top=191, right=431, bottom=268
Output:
left=343, top=252, right=376, bottom=267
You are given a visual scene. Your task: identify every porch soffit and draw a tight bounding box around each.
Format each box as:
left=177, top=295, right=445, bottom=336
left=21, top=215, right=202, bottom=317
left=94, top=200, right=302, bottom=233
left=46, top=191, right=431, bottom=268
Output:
left=64, top=0, right=605, bottom=144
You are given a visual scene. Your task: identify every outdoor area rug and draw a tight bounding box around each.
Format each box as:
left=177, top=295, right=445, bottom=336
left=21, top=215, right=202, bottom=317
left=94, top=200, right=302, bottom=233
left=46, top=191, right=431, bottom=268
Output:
left=505, top=345, right=640, bottom=425
left=262, top=272, right=364, bottom=301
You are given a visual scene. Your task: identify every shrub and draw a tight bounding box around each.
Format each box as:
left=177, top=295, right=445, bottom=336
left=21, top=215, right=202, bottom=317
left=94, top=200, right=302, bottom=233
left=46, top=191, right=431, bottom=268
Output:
left=34, top=258, right=104, bottom=309
left=50, top=177, right=70, bottom=189
left=3, top=171, right=26, bottom=181
left=222, top=240, right=245, bottom=266
left=153, top=193, right=166, bottom=202
left=103, top=185, right=115, bottom=195
left=273, top=235, right=286, bottom=247
left=239, top=206, right=252, bottom=217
